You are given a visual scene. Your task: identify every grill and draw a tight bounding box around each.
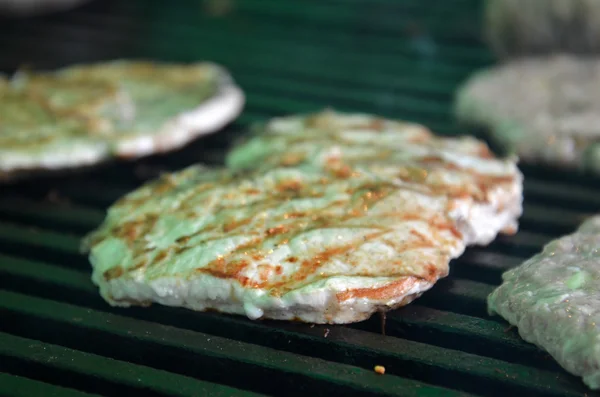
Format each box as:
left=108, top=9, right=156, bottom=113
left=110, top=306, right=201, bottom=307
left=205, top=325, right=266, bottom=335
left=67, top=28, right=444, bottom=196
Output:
left=1, top=1, right=599, bottom=396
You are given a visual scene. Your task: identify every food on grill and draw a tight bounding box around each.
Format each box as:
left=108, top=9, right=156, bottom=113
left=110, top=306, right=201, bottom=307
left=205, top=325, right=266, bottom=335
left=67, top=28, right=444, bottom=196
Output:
left=488, top=215, right=600, bottom=390
left=374, top=365, right=386, bottom=375
left=83, top=111, right=523, bottom=324
left=0, top=60, right=244, bottom=181
left=455, top=55, right=600, bottom=173
left=227, top=110, right=524, bottom=246
left=84, top=164, right=469, bottom=324
left=485, top=0, right=600, bottom=59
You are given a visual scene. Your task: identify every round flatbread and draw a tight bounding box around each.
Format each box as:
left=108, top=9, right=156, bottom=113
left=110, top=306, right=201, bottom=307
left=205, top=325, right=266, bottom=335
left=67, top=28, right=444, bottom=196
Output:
left=0, top=60, right=244, bottom=181
left=83, top=111, right=523, bottom=324
left=227, top=110, right=523, bottom=247
left=83, top=164, right=467, bottom=324
left=484, top=0, right=600, bottom=59
left=455, top=55, right=600, bottom=173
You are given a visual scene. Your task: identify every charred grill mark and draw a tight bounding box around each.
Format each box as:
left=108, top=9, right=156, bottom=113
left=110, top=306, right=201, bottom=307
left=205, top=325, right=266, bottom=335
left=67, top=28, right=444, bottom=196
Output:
left=195, top=237, right=264, bottom=284
left=103, top=266, right=124, bottom=281
left=330, top=163, right=353, bottom=179
left=270, top=230, right=389, bottom=295
left=388, top=156, right=517, bottom=203
left=177, top=180, right=397, bottom=252
left=409, top=229, right=432, bottom=244
left=477, top=144, right=494, bottom=159
left=244, top=188, right=261, bottom=195
left=154, top=250, right=169, bottom=263
left=129, top=257, right=150, bottom=272
left=200, top=260, right=252, bottom=286
left=397, top=166, right=429, bottom=183
left=118, top=214, right=159, bottom=245
left=279, top=152, right=307, bottom=166
left=424, top=263, right=440, bottom=282
left=277, top=179, right=304, bottom=193
left=366, top=118, right=385, bottom=131
left=284, top=211, right=307, bottom=219
left=266, top=225, right=289, bottom=236
left=223, top=217, right=253, bottom=233
left=336, top=277, right=419, bottom=302
left=95, top=133, right=488, bottom=292
left=175, top=236, right=190, bottom=244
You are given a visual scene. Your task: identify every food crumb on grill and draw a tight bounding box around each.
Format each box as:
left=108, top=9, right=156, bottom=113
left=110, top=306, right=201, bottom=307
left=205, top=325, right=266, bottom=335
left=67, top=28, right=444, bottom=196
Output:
left=374, top=365, right=385, bottom=375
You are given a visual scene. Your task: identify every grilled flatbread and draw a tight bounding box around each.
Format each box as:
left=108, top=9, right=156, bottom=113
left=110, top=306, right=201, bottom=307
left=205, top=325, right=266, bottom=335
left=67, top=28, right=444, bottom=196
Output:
left=83, top=112, right=523, bottom=324
left=0, top=60, right=244, bottom=180
left=84, top=165, right=467, bottom=324
left=455, top=55, right=600, bottom=173
left=488, top=215, right=600, bottom=390
left=227, top=110, right=523, bottom=246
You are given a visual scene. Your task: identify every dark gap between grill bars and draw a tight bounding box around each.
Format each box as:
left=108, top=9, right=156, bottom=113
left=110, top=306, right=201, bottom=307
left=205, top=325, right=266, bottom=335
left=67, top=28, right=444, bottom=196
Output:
left=0, top=372, right=103, bottom=397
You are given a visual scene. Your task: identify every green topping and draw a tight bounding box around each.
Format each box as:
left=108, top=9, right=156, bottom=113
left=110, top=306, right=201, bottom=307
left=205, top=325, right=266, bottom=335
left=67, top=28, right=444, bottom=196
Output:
left=566, top=271, right=588, bottom=290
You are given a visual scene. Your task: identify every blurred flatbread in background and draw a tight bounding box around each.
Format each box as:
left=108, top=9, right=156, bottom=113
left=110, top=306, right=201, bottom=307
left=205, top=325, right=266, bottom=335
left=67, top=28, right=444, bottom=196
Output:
left=0, top=60, right=245, bottom=182
left=484, top=0, right=600, bottom=59
left=454, top=55, right=600, bottom=173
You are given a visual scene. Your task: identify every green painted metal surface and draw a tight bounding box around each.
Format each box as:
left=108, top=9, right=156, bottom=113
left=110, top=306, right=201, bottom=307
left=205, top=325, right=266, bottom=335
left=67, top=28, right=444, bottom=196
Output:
left=0, top=332, right=267, bottom=397
left=1, top=0, right=600, bottom=396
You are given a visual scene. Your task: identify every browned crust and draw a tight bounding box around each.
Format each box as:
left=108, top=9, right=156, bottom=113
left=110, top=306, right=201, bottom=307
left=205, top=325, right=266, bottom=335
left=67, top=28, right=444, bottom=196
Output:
left=501, top=224, right=518, bottom=235
left=105, top=277, right=430, bottom=324
left=335, top=276, right=430, bottom=303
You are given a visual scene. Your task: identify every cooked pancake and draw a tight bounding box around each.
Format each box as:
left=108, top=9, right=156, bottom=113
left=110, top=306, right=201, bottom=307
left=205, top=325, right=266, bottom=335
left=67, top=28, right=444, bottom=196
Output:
left=488, top=215, right=600, bottom=390
left=83, top=165, right=469, bottom=324
left=0, top=60, right=244, bottom=180
left=226, top=110, right=523, bottom=246
left=455, top=55, right=600, bottom=173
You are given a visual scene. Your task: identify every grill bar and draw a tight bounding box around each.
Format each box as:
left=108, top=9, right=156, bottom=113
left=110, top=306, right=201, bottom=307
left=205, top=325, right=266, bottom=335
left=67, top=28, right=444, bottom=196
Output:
left=0, top=373, right=100, bottom=397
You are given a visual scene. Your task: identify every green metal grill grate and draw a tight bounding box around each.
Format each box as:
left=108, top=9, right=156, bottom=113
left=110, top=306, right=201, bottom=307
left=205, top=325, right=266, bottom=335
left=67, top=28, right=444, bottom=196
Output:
left=1, top=1, right=600, bottom=396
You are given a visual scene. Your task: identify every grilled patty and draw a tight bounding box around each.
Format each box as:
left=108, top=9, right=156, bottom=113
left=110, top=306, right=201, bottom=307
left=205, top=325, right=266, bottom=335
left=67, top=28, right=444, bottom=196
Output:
left=84, top=111, right=523, bottom=324
left=489, top=215, right=600, bottom=389
left=0, top=60, right=244, bottom=180
left=227, top=110, right=523, bottom=246
left=455, top=55, right=600, bottom=173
